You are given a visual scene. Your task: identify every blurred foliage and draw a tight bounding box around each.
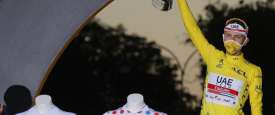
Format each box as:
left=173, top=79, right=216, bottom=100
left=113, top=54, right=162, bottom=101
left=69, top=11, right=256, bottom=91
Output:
left=41, top=20, right=198, bottom=115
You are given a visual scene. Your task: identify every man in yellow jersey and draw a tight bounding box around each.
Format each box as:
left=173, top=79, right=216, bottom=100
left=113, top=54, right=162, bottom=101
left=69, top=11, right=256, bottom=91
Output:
left=176, top=0, right=263, bottom=115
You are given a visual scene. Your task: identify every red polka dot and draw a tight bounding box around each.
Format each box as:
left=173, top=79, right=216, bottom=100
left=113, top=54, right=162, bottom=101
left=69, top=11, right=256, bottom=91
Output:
left=112, top=111, right=117, bottom=114
left=154, top=112, right=159, bottom=115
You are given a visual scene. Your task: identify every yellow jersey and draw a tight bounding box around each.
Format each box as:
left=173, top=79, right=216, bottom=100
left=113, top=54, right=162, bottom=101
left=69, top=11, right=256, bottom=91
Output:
left=176, top=0, right=263, bottom=115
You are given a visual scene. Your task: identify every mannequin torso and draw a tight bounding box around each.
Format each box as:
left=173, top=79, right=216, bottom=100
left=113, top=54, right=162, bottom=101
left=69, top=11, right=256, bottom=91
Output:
left=16, top=95, right=76, bottom=115
left=103, top=93, right=167, bottom=115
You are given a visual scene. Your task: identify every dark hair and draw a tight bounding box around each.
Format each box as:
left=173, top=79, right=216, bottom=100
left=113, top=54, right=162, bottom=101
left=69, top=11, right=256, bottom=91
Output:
left=4, top=85, right=32, bottom=115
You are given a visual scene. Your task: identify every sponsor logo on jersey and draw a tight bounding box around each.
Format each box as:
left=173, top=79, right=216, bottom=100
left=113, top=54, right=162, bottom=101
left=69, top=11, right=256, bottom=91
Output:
left=205, top=73, right=243, bottom=107
left=216, top=59, right=224, bottom=68
left=232, top=67, right=246, bottom=77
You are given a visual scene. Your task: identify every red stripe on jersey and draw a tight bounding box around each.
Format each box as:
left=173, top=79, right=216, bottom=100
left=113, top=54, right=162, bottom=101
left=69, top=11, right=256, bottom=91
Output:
left=208, top=83, right=238, bottom=96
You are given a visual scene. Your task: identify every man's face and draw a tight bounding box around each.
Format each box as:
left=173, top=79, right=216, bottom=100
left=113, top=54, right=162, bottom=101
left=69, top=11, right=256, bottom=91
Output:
left=223, top=30, right=246, bottom=45
left=223, top=30, right=248, bottom=55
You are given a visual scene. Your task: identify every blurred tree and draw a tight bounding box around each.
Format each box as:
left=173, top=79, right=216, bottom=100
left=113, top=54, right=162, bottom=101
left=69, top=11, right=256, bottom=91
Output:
left=196, top=0, right=275, bottom=114
left=41, top=20, right=198, bottom=115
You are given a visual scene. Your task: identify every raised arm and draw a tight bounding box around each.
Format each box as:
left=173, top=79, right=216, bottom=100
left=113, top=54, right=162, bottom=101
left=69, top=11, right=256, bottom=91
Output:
left=177, top=0, right=219, bottom=63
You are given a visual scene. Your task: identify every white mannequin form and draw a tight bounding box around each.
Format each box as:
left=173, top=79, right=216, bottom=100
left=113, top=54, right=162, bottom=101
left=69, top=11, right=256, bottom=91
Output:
left=34, top=95, right=55, bottom=113
left=125, top=93, right=146, bottom=113
left=16, top=95, right=76, bottom=115
left=103, top=93, right=167, bottom=115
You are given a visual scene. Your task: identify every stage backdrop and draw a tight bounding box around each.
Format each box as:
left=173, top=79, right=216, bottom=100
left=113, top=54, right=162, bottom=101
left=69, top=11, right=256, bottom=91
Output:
left=0, top=0, right=111, bottom=103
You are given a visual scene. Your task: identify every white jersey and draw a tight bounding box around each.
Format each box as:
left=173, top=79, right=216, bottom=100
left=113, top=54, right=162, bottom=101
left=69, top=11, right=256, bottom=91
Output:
left=16, top=106, right=76, bottom=115
left=103, top=105, right=167, bottom=115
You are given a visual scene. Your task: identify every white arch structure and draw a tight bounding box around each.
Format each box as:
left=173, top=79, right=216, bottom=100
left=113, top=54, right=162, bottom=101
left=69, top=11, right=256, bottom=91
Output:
left=0, top=0, right=113, bottom=103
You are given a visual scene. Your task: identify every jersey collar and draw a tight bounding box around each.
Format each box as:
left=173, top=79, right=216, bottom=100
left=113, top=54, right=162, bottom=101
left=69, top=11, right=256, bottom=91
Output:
left=225, top=53, right=245, bottom=63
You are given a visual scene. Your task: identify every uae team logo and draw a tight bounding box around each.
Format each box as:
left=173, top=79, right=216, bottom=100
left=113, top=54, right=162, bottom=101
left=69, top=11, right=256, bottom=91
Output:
left=205, top=73, right=243, bottom=107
